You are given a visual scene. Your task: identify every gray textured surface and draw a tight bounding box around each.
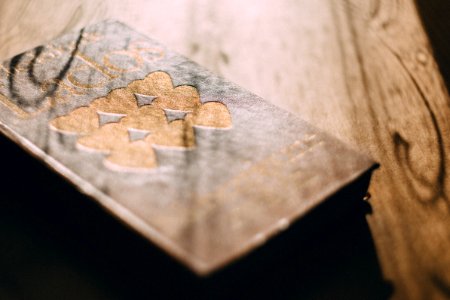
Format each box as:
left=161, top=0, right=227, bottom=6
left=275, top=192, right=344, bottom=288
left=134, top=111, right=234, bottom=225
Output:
left=0, top=21, right=375, bottom=274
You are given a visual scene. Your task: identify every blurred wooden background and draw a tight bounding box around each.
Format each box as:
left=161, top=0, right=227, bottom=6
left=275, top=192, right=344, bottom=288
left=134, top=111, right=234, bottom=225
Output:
left=1, top=1, right=450, bottom=299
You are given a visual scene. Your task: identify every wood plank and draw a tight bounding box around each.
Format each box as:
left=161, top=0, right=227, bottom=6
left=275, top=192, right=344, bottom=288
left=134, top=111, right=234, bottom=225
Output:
left=0, top=0, right=449, bottom=298
left=332, top=2, right=450, bottom=299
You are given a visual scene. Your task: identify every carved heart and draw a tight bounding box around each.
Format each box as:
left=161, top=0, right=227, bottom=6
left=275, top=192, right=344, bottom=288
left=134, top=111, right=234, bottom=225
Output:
left=105, top=140, right=157, bottom=171
left=188, top=101, right=232, bottom=129
left=128, top=71, right=200, bottom=111
left=77, top=123, right=129, bottom=153
left=91, top=88, right=137, bottom=114
left=49, top=106, right=99, bottom=135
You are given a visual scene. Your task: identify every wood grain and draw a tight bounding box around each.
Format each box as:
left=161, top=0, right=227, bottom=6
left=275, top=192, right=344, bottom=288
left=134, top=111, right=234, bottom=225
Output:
left=0, top=0, right=449, bottom=298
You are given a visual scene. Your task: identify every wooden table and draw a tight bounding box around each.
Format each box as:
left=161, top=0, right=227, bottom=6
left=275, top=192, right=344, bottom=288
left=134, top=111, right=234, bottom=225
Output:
left=0, top=1, right=449, bottom=299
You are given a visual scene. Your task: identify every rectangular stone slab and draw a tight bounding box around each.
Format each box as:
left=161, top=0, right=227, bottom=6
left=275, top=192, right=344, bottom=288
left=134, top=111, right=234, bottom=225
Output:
left=0, top=20, right=376, bottom=275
